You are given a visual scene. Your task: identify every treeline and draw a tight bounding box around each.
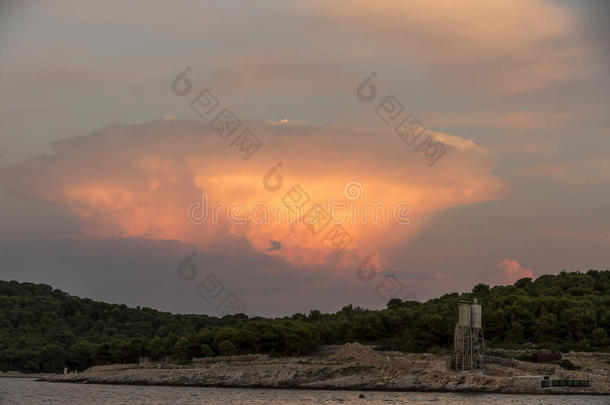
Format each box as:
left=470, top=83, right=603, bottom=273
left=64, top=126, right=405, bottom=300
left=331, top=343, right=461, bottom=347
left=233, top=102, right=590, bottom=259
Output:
left=1, top=270, right=608, bottom=373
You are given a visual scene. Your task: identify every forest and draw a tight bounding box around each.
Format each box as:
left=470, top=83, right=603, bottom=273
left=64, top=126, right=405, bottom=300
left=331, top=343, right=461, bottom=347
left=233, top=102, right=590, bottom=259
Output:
left=1, top=270, right=608, bottom=373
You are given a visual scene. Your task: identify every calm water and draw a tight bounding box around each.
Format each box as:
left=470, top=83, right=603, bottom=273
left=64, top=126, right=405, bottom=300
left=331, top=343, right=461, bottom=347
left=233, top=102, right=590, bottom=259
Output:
left=0, top=378, right=603, bottom=405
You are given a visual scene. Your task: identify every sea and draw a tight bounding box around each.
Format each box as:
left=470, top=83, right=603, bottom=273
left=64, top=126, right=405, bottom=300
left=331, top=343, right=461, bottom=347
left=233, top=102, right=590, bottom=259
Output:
left=0, top=378, right=604, bottom=404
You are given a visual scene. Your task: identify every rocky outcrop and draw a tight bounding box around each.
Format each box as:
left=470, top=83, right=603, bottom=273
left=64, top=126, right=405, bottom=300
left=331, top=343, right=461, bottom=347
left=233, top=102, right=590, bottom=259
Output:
left=42, top=343, right=610, bottom=395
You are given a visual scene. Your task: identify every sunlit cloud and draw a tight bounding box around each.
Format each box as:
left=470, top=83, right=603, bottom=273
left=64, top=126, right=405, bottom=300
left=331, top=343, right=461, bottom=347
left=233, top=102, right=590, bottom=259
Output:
left=495, top=258, right=534, bottom=285
left=1, top=118, right=507, bottom=271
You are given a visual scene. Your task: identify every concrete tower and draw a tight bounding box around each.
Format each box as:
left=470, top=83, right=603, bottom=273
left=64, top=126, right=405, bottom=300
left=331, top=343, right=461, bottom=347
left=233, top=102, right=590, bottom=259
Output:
left=452, top=298, right=485, bottom=370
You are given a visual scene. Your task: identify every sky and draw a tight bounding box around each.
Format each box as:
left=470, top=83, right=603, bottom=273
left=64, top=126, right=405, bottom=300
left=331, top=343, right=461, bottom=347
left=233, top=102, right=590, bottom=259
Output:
left=0, top=0, right=609, bottom=316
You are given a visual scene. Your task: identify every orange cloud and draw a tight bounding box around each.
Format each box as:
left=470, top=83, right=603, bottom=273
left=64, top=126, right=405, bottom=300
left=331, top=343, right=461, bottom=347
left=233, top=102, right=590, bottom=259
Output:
left=495, top=259, right=534, bottom=285
left=1, top=118, right=506, bottom=270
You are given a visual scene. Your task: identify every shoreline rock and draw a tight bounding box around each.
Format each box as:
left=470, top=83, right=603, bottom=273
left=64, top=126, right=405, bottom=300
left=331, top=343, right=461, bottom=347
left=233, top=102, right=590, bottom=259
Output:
left=40, top=343, right=610, bottom=396
left=1, top=371, right=53, bottom=379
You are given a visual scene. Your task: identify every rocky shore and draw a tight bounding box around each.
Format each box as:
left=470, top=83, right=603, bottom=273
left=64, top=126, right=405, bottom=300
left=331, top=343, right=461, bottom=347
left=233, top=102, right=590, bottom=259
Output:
left=1, top=371, right=53, bottom=379
left=42, top=344, right=610, bottom=395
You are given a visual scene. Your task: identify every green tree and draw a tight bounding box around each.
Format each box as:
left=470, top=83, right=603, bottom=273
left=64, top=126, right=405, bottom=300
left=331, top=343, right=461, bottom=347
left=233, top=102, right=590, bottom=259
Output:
left=174, top=336, right=197, bottom=362
left=128, top=337, right=147, bottom=363
left=507, top=321, right=524, bottom=343
left=69, top=341, right=95, bottom=370
left=218, top=340, right=237, bottom=356
left=472, top=284, right=490, bottom=295
left=0, top=271, right=609, bottom=373
left=200, top=344, right=214, bottom=357
left=592, top=327, right=607, bottom=346
left=41, top=343, right=64, bottom=372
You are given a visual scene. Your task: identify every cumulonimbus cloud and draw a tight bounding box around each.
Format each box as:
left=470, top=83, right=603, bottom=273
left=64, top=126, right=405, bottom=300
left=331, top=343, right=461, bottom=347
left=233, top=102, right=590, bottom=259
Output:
left=1, top=118, right=507, bottom=270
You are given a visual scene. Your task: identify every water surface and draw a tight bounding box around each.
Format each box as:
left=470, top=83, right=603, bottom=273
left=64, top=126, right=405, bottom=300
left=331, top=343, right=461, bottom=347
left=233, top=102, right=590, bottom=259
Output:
left=0, top=378, right=601, bottom=404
